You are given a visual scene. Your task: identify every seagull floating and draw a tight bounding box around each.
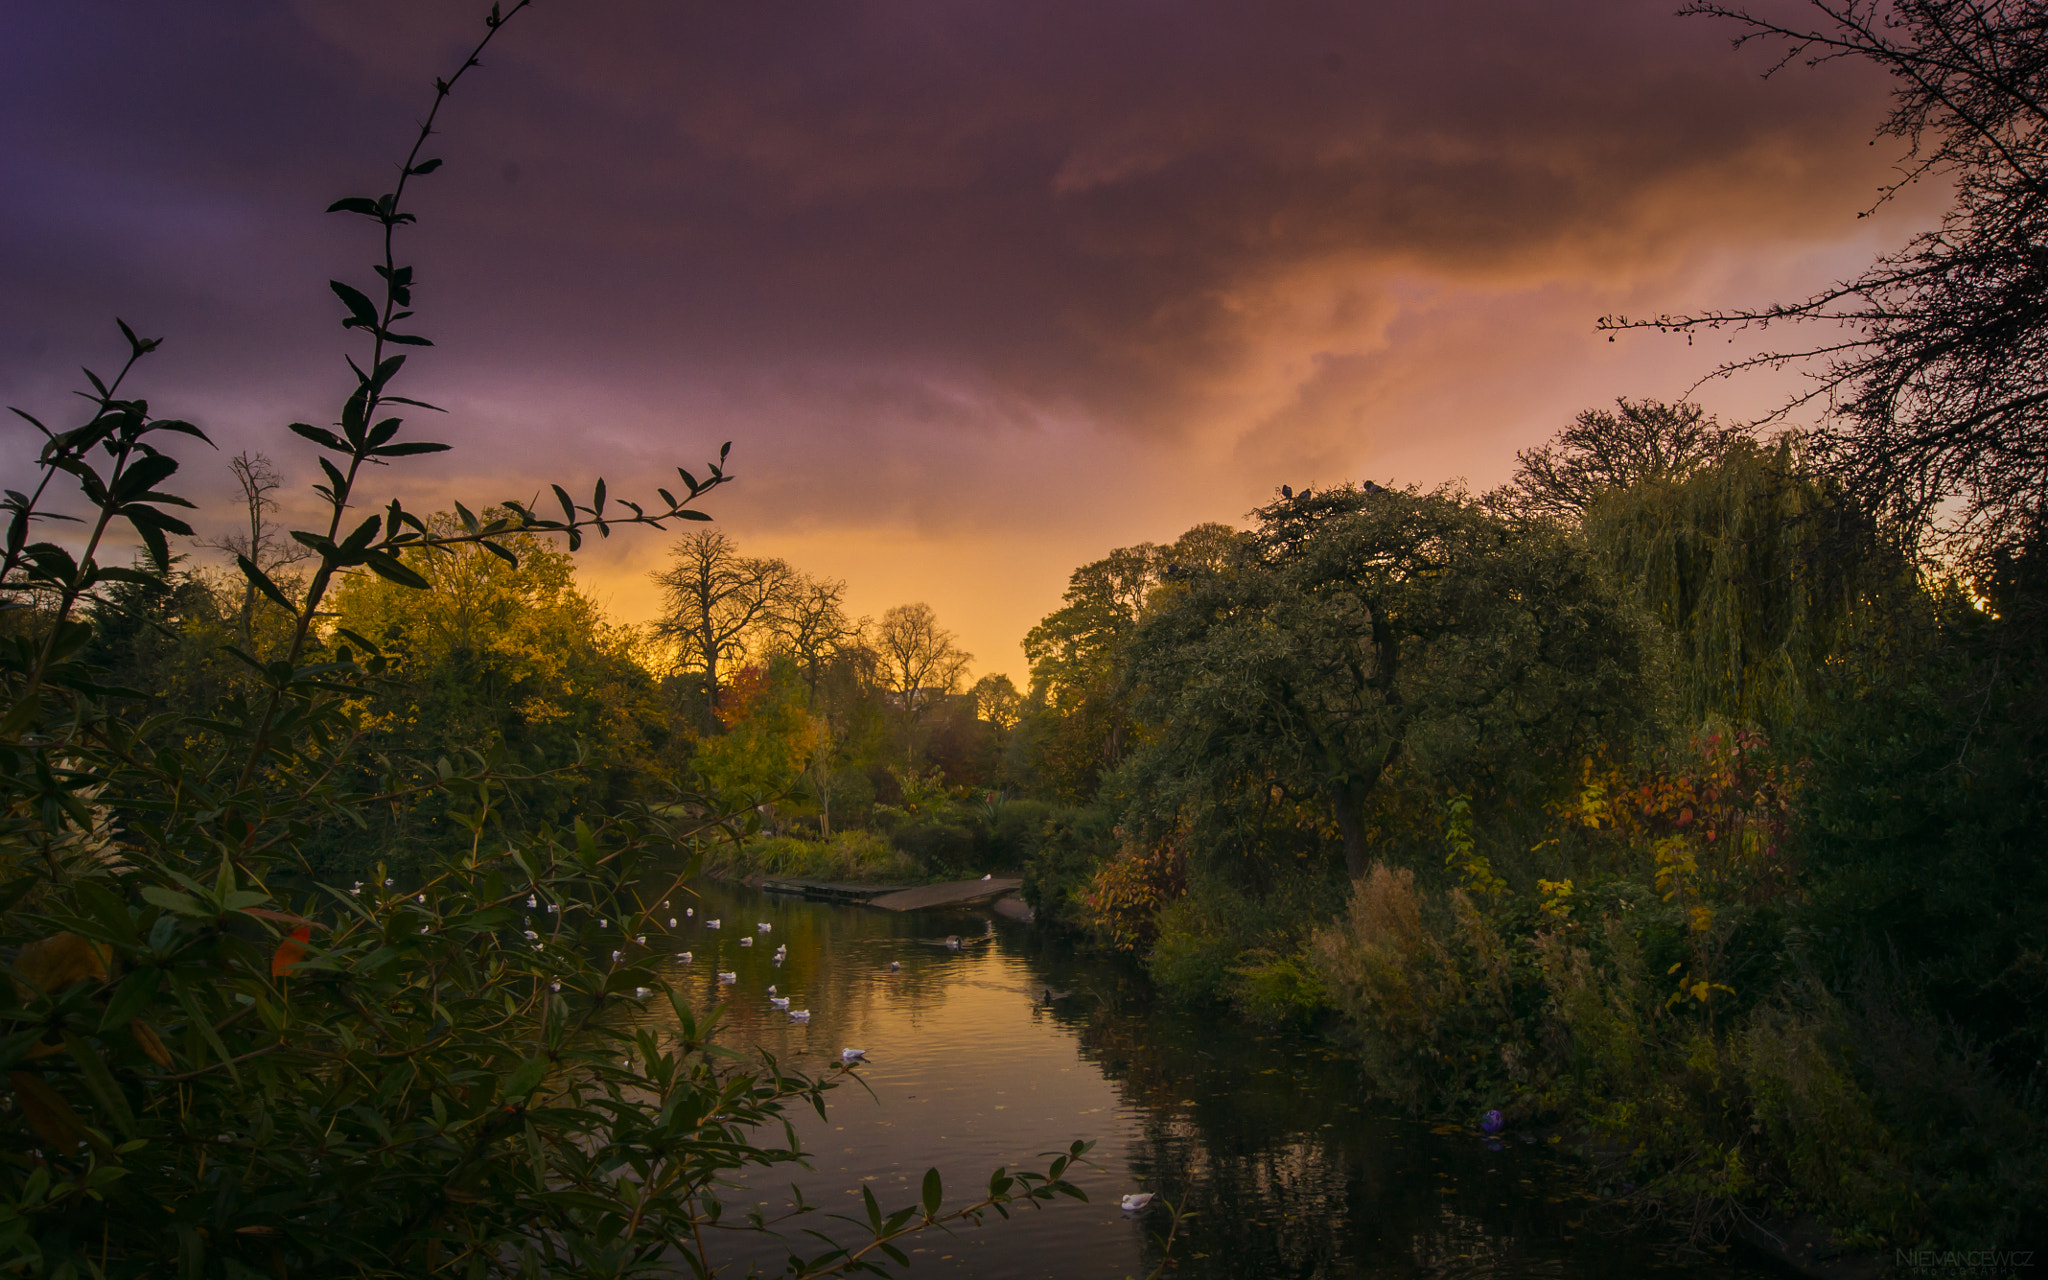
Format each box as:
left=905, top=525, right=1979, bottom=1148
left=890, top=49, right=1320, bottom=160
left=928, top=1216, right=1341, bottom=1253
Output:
left=840, top=1048, right=867, bottom=1063
left=384, top=878, right=394, bottom=887
left=981, top=874, right=992, bottom=881
left=717, top=971, right=737, bottom=985
left=739, top=937, right=754, bottom=948
left=757, top=922, right=773, bottom=934
left=888, top=961, right=901, bottom=971
left=770, top=996, right=791, bottom=1010
left=350, top=882, right=362, bottom=896
left=635, top=934, right=645, bottom=945
left=946, top=936, right=963, bottom=951
left=526, top=895, right=536, bottom=908
left=1120, top=1193, right=1156, bottom=1214
left=706, top=919, right=721, bottom=930
left=676, top=951, right=692, bottom=963
left=669, top=918, right=678, bottom=927
left=634, top=986, right=651, bottom=998
left=787, top=1010, right=810, bottom=1023
left=611, top=950, right=623, bottom=962
left=523, top=930, right=538, bottom=940
left=598, top=919, right=607, bottom=928
left=686, top=908, right=694, bottom=918
left=767, top=984, right=777, bottom=994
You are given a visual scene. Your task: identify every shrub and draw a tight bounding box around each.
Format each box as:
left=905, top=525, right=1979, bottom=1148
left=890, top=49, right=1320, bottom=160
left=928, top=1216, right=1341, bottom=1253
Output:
left=1020, top=806, right=1113, bottom=928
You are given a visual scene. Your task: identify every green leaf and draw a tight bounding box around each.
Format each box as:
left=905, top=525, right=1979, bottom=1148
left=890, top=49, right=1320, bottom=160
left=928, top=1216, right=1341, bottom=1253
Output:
left=61, top=1032, right=135, bottom=1138
left=862, top=1184, right=882, bottom=1234
left=921, top=1167, right=942, bottom=1217
left=370, top=441, right=451, bottom=457
left=289, top=422, right=351, bottom=453
left=503, top=1056, right=549, bottom=1102
left=99, top=966, right=162, bottom=1032
left=330, top=280, right=380, bottom=329
left=138, top=886, right=204, bottom=917
left=407, top=157, right=444, bottom=175
left=235, top=556, right=297, bottom=612
left=362, top=551, right=431, bottom=590
left=326, top=196, right=382, bottom=217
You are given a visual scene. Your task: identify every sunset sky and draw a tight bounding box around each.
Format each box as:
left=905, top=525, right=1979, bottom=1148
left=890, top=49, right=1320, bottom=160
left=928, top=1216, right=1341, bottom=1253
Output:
left=2, top=1, right=1936, bottom=682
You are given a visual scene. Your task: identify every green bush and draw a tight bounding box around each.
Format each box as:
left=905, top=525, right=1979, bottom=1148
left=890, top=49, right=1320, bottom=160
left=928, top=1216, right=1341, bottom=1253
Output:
left=889, top=822, right=976, bottom=874
left=708, top=830, right=918, bottom=883
left=1020, top=806, right=1115, bottom=928
left=977, top=798, right=1060, bottom=871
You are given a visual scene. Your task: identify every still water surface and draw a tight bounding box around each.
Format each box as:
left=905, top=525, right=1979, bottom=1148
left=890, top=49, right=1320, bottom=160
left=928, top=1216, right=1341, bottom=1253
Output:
left=622, top=881, right=1781, bottom=1280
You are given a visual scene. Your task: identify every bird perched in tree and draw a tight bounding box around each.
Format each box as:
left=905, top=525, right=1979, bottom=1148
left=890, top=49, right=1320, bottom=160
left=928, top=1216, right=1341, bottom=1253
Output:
left=1281, top=485, right=1293, bottom=498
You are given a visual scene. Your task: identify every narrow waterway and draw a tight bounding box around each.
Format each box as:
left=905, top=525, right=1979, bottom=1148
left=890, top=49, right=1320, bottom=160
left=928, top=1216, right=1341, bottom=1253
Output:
left=622, top=880, right=1783, bottom=1279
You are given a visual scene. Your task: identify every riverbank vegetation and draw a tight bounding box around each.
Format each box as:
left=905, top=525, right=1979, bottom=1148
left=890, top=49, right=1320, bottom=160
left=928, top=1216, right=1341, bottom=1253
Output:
left=10, top=0, right=2047, bottom=1269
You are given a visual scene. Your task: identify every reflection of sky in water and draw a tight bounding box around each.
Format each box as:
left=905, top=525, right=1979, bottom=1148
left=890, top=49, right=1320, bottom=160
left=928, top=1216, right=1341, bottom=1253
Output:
left=616, top=883, right=1779, bottom=1279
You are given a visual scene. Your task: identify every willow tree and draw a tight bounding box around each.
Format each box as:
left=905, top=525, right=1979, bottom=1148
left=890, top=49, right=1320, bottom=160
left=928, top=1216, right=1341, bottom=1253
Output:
left=1583, top=436, right=1912, bottom=732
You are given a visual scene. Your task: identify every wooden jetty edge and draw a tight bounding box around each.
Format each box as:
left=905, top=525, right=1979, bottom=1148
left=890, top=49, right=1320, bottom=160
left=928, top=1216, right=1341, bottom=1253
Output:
left=866, top=877, right=1024, bottom=912
left=758, top=879, right=909, bottom=904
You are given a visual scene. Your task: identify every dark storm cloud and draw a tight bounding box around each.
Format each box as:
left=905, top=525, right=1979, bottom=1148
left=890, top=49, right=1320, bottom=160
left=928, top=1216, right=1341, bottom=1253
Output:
left=0, top=0, right=1902, bottom=673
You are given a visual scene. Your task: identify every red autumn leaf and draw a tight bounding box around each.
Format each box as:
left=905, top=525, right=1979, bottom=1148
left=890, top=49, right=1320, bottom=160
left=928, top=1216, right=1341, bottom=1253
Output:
left=271, top=926, right=311, bottom=977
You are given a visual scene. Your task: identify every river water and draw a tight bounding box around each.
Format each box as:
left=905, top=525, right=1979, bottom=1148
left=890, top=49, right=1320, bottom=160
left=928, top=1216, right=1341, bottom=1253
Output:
left=623, top=881, right=1782, bottom=1280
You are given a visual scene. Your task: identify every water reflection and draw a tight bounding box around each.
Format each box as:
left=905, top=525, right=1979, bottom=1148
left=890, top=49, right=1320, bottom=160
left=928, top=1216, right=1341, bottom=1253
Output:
left=612, top=882, right=1772, bottom=1279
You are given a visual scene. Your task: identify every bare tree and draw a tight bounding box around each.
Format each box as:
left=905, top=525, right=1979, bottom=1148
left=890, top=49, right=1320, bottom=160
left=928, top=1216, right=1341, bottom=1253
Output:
left=200, top=452, right=312, bottom=645
left=650, top=531, right=795, bottom=733
left=1604, top=0, right=2048, bottom=560
left=875, top=602, right=972, bottom=726
left=769, top=572, right=861, bottom=701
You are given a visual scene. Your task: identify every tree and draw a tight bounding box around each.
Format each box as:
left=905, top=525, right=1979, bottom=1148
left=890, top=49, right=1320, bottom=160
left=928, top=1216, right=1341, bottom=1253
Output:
left=1023, top=524, right=1242, bottom=801
left=1501, top=399, right=1748, bottom=522
left=200, top=451, right=312, bottom=646
left=1581, top=436, right=1910, bottom=731
left=650, top=530, right=796, bottom=733
left=971, top=672, right=1023, bottom=731
left=1607, top=0, right=2048, bottom=561
left=327, top=509, right=675, bottom=853
left=769, top=571, right=862, bottom=702
left=1120, top=485, right=1650, bottom=880
left=874, top=602, right=971, bottom=726
left=692, top=658, right=825, bottom=803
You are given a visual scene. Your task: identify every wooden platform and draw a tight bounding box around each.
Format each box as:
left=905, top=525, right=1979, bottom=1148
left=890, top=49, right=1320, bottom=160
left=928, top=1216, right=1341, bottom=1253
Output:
left=866, top=877, right=1024, bottom=912
left=758, top=878, right=912, bottom=904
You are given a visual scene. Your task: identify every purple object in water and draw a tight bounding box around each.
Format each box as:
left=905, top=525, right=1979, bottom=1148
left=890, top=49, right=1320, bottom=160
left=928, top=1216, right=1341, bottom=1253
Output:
left=1481, top=1109, right=1504, bottom=1134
